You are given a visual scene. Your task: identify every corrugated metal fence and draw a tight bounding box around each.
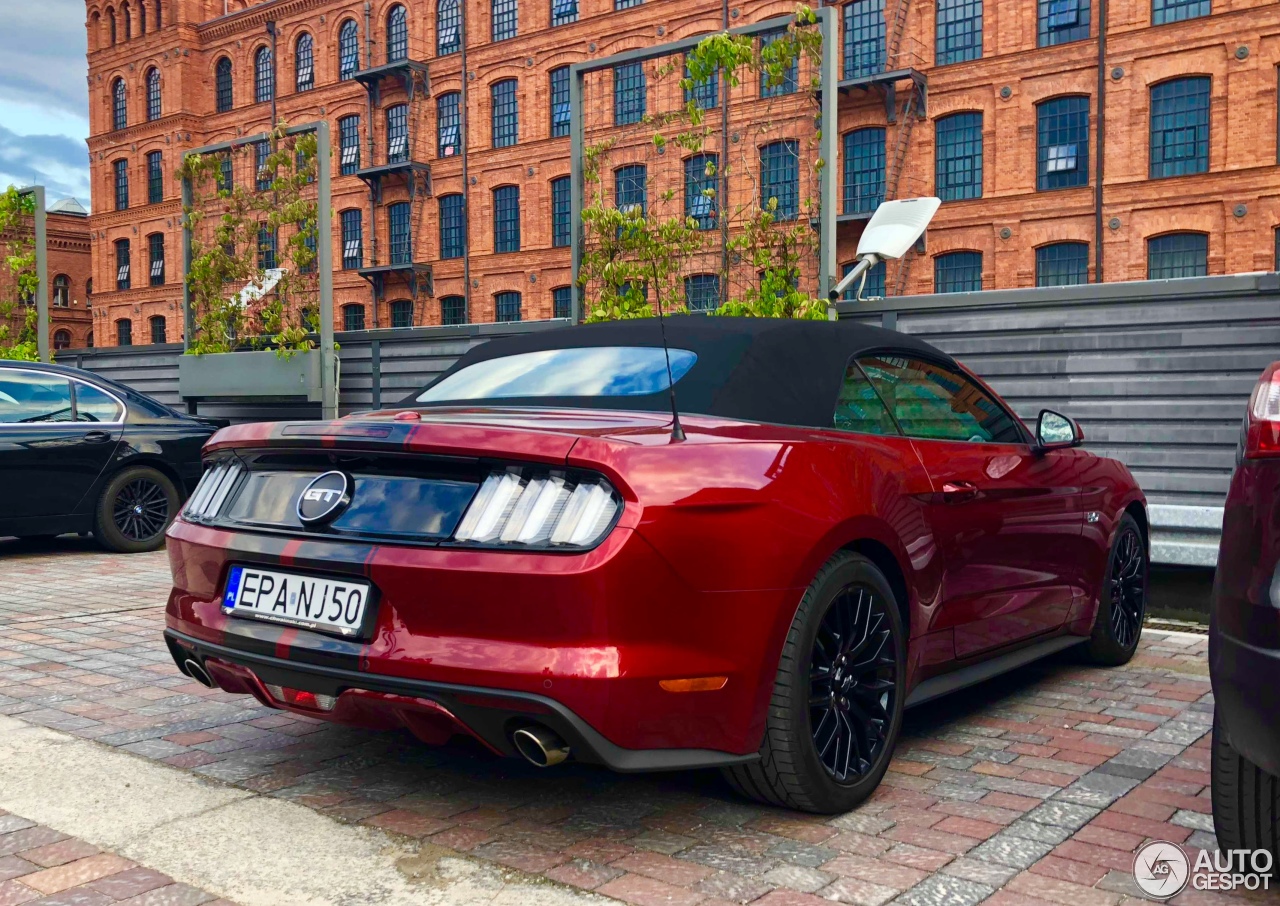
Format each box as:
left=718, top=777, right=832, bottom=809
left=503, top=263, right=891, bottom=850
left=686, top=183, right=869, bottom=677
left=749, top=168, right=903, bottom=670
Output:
left=64, top=274, right=1280, bottom=566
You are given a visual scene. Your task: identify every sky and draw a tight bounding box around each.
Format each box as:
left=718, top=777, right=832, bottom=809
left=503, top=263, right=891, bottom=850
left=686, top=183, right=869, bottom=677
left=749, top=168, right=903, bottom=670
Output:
left=0, top=1, right=92, bottom=205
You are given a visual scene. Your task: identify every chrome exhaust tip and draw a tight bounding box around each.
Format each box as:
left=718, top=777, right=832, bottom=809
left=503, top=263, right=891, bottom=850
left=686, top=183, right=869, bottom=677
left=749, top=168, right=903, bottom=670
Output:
left=183, top=658, right=215, bottom=689
left=512, top=726, right=570, bottom=767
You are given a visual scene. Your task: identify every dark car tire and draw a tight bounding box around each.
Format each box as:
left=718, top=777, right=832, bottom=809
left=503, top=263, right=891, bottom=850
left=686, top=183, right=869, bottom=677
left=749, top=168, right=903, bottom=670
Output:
left=723, top=551, right=906, bottom=814
left=1085, top=513, right=1148, bottom=667
left=93, top=466, right=179, bottom=554
left=1212, top=718, right=1279, bottom=873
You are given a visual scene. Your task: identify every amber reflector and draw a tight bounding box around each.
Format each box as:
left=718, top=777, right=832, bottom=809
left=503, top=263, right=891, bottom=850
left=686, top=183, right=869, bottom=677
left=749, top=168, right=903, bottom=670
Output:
left=659, top=676, right=728, bottom=693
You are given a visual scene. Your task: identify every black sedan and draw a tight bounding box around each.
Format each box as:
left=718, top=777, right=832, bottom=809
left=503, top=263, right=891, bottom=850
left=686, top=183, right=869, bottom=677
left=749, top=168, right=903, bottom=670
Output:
left=0, top=361, right=222, bottom=552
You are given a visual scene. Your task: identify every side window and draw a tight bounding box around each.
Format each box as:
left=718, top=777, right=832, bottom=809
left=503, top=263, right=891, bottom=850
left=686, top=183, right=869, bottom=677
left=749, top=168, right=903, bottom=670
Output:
left=833, top=361, right=899, bottom=436
left=857, top=356, right=1024, bottom=444
left=75, top=383, right=125, bottom=422
left=0, top=372, right=74, bottom=424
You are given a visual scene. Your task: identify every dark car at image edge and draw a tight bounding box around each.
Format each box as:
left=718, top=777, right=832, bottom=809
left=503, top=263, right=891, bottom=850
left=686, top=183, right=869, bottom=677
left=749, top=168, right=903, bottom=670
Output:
left=0, top=360, right=224, bottom=552
left=163, top=317, right=1149, bottom=813
left=1211, top=360, right=1280, bottom=863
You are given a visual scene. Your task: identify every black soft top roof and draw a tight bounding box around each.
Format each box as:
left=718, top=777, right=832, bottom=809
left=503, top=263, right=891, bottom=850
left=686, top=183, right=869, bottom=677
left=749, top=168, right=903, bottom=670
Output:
left=411, top=316, right=955, bottom=429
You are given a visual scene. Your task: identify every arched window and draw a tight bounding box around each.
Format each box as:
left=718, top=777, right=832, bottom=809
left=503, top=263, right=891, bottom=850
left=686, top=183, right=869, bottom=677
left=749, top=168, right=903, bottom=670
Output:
left=437, top=92, right=460, bottom=156
left=387, top=5, right=408, bottom=63
left=53, top=275, right=70, bottom=307
left=86, top=331, right=94, bottom=348
left=108, top=8, right=117, bottom=45
left=1150, top=77, right=1210, bottom=179
left=53, top=330, right=71, bottom=351
left=390, top=299, right=414, bottom=328
left=145, top=67, right=161, bottom=121
left=116, top=319, right=133, bottom=346
left=844, top=0, right=887, bottom=78
left=295, top=33, right=314, bottom=92
left=437, top=0, right=460, bottom=55
left=441, top=295, right=467, bottom=325
left=1036, top=242, right=1089, bottom=286
left=338, top=20, right=360, bottom=80
left=493, top=185, right=520, bottom=252
left=1147, top=233, right=1208, bottom=279
left=495, top=291, right=522, bottom=323
left=934, top=250, right=982, bottom=293
left=491, top=79, right=518, bottom=148
left=492, top=0, right=518, bottom=41
left=122, top=1, right=132, bottom=40
left=149, top=315, right=166, bottom=344
left=254, top=46, right=274, bottom=104
left=112, top=78, right=127, bottom=131
left=215, top=57, right=233, bottom=113
left=387, top=104, right=409, bottom=163
left=1036, top=96, right=1088, bottom=190
left=343, top=304, right=366, bottom=332
left=935, top=111, right=983, bottom=200
left=843, top=127, right=885, bottom=214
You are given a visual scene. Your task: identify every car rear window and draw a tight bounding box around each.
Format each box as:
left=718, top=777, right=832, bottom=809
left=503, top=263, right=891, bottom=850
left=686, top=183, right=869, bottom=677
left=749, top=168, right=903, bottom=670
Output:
left=415, top=346, right=698, bottom=403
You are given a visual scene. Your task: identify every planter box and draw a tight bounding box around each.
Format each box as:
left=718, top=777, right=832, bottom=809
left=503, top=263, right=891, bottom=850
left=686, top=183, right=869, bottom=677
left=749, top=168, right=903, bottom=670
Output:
left=179, top=349, right=323, bottom=402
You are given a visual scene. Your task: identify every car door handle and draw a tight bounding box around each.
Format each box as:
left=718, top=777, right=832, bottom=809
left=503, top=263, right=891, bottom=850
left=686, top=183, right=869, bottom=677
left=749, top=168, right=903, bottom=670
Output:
left=83, top=430, right=112, bottom=444
left=941, top=481, right=980, bottom=502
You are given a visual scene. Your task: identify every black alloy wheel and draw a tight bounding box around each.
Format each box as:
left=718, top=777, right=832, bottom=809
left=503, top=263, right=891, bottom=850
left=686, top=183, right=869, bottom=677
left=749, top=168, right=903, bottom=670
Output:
left=809, top=585, right=896, bottom=783
left=113, top=476, right=171, bottom=542
left=94, top=466, right=180, bottom=553
left=1086, top=512, right=1148, bottom=666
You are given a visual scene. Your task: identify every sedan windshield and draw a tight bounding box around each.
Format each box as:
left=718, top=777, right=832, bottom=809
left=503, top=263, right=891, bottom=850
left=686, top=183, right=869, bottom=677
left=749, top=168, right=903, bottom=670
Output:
left=415, top=346, right=697, bottom=403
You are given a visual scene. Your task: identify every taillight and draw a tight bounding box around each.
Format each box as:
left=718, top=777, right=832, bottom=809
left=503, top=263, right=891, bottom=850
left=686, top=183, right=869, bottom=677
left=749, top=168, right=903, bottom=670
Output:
left=1244, top=363, right=1280, bottom=460
left=452, top=467, right=622, bottom=550
left=184, top=459, right=244, bottom=522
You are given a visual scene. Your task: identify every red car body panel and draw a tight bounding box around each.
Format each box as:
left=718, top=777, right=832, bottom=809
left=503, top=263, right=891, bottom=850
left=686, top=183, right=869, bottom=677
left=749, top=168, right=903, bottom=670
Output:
left=165, top=399, right=1145, bottom=764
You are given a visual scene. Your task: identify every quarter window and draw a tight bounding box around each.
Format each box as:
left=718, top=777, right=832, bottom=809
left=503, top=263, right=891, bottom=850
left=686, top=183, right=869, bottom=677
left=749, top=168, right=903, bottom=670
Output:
left=834, top=362, right=898, bottom=436
left=935, top=111, right=983, bottom=200
left=614, top=62, right=646, bottom=126
left=1038, top=0, right=1089, bottom=46
left=1150, top=77, right=1210, bottom=178
left=934, top=251, right=982, bottom=293
left=439, top=194, right=465, bottom=259
left=1036, top=242, right=1089, bottom=286
left=492, top=79, right=518, bottom=148
left=857, top=356, right=1024, bottom=443
left=1036, top=96, right=1089, bottom=190
left=76, top=383, right=124, bottom=421
left=936, top=0, right=983, bottom=65
left=495, top=291, right=522, bottom=322
left=551, top=176, right=571, bottom=247
left=844, top=0, right=886, bottom=78
left=760, top=141, right=799, bottom=221
left=437, top=92, right=460, bottom=156
left=1147, top=233, right=1207, bottom=279
left=843, top=127, right=885, bottom=215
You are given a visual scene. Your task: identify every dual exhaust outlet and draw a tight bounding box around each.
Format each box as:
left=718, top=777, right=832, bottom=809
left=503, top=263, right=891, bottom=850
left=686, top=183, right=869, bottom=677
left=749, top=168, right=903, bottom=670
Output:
left=182, top=658, right=215, bottom=689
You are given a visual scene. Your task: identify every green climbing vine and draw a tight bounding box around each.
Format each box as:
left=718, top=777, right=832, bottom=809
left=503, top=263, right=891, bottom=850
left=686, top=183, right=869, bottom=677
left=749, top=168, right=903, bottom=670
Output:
left=580, top=5, right=828, bottom=322
left=0, top=186, right=39, bottom=361
left=178, top=123, right=320, bottom=358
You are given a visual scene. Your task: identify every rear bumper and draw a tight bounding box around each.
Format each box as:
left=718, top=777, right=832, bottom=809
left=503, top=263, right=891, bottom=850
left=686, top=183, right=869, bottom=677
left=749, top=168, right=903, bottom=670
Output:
left=1209, top=625, right=1280, bottom=778
left=164, top=628, right=758, bottom=772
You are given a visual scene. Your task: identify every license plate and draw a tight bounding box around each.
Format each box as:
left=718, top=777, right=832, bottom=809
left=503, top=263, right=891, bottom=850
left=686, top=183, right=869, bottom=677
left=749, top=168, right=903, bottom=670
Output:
left=223, top=565, right=373, bottom=638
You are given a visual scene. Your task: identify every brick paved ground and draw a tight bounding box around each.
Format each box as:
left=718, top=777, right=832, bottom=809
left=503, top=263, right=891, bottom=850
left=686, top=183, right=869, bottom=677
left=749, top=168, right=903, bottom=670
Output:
left=0, top=809, right=233, bottom=906
left=0, top=537, right=1265, bottom=906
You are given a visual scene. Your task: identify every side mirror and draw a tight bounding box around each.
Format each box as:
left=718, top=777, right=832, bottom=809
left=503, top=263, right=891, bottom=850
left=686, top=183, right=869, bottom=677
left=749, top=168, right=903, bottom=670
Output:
left=1034, top=410, right=1084, bottom=452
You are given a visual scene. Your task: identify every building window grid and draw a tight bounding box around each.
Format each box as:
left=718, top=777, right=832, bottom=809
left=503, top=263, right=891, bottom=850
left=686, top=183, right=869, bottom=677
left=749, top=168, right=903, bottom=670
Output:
left=438, top=93, right=461, bottom=156
left=255, top=47, right=274, bottom=104
left=216, top=58, right=233, bottom=112
left=254, top=140, right=272, bottom=191
left=116, top=240, right=131, bottom=291
left=148, top=233, right=165, bottom=286
left=114, top=159, right=129, bottom=211
left=387, top=104, right=409, bottom=163
left=296, top=34, right=314, bottom=91
left=551, top=176, right=571, bottom=247
left=343, top=304, right=366, bottom=332
left=685, top=154, right=718, bottom=229
left=684, top=60, right=718, bottom=110
left=936, top=0, right=983, bottom=65
left=147, top=151, right=163, bottom=204
left=117, top=319, right=132, bottom=346
left=439, top=194, right=465, bottom=259
left=1152, top=0, right=1209, bottom=25
left=438, top=0, right=461, bottom=54
left=389, top=203, right=412, bottom=265
left=492, top=79, right=519, bottom=148
left=841, top=260, right=886, bottom=299
left=150, top=316, right=166, bottom=344
left=1147, top=233, right=1208, bottom=279
left=935, top=251, right=982, bottom=293
left=387, top=5, right=409, bottom=62
left=112, top=79, right=127, bottom=130
left=1036, top=242, right=1089, bottom=286
left=258, top=227, right=278, bottom=270
left=492, top=0, right=518, bottom=41
left=218, top=154, right=234, bottom=193
left=146, top=69, right=161, bottom=121
left=551, top=0, right=578, bottom=26
left=760, top=141, right=799, bottom=221
left=495, top=291, right=522, bottom=322
left=339, top=20, right=360, bottom=80
left=760, top=31, right=799, bottom=97
left=1149, top=77, right=1210, bottom=179
left=1037, top=96, right=1089, bottom=190
left=614, top=62, right=646, bottom=126
left=1038, top=0, right=1090, bottom=46
left=339, top=115, right=361, bottom=175
left=615, top=165, right=647, bottom=216
left=53, top=276, right=69, bottom=307
left=552, top=287, right=572, bottom=319
left=391, top=299, right=414, bottom=328
left=685, top=274, right=721, bottom=312
left=844, top=0, right=886, bottom=79
left=843, top=128, right=885, bottom=214
left=615, top=0, right=643, bottom=8
left=936, top=111, right=983, bottom=200
left=494, top=186, right=521, bottom=253
left=341, top=210, right=363, bottom=270
left=441, top=295, right=467, bottom=325
left=551, top=66, right=571, bottom=137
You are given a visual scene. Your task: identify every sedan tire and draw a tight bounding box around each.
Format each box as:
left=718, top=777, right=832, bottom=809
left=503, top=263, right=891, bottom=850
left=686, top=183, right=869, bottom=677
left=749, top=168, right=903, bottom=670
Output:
left=1212, top=717, right=1278, bottom=874
left=94, top=466, right=179, bottom=553
left=1085, top=513, right=1147, bottom=667
left=724, top=551, right=905, bottom=814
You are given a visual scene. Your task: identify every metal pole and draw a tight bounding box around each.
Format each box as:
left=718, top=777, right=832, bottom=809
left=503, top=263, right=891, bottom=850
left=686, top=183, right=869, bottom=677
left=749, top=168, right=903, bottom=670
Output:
left=29, top=186, right=49, bottom=363
left=460, top=0, right=472, bottom=319
left=817, top=6, right=838, bottom=300
left=181, top=167, right=194, bottom=351
left=316, top=120, right=337, bottom=420
left=569, top=65, right=584, bottom=323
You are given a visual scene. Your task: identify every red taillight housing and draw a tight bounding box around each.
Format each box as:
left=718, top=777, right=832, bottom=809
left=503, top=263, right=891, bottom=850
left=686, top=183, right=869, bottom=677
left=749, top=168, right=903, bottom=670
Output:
left=1245, top=363, right=1280, bottom=459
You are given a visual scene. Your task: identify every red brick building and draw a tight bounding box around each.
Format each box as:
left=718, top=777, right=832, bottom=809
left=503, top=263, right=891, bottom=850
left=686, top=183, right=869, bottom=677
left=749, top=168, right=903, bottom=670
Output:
left=1, top=198, right=94, bottom=352
left=83, top=0, right=1280, bottom=345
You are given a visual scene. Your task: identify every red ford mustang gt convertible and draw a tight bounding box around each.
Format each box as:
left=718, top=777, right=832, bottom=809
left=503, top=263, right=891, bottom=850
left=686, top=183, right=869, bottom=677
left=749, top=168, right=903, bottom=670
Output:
left=164, top=318, right=1148, bottom=812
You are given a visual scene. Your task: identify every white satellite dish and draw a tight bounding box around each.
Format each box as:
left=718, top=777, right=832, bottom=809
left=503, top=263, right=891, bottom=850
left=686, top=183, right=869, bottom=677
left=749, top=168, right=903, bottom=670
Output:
left=829, top=197, right=942, bottom=304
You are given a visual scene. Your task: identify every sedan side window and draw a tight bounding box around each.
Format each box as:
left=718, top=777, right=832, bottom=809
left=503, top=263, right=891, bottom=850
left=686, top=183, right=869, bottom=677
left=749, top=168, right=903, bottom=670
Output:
left=0, top=372, right=74, bottom=424
left=857, top=355, right=1024, bottom=444
left=75, top=383, right=125, bottom=422
left=833, top=361, right=900, bottom=436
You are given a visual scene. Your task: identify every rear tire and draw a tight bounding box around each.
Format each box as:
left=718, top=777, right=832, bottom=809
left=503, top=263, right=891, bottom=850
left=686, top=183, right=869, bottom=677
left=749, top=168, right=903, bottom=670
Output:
left=93, top=466, right=178, bottom=553
left=1212, top=717, right=1279, bottom=873
left=723, top=551, right=905, bottom=814
left=1085, top=513, right=1147, bottom=667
